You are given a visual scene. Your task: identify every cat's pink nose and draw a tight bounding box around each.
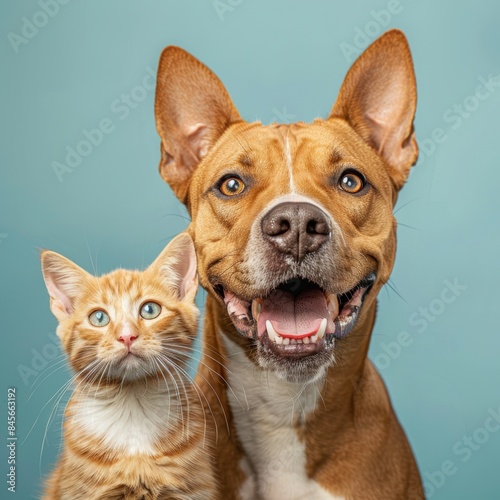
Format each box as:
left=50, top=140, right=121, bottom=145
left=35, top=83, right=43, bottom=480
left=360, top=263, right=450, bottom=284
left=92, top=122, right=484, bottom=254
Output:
left=118, top=334, right=137, bottom=348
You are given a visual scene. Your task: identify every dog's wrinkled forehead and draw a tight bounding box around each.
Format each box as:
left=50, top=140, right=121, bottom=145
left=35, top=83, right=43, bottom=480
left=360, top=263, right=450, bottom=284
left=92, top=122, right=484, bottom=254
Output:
left=189, top=118, right=394, bottom=224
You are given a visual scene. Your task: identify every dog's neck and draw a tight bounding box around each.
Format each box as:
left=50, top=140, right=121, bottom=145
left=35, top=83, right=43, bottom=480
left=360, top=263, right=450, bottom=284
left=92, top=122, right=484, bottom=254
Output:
left=222, top=334, right=325, bottom=424
left=215, top=299, right=376, bottom=500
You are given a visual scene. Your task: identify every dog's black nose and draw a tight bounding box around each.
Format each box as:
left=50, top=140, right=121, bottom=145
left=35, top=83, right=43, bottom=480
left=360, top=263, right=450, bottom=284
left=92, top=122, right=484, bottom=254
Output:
left=261, top=202, right=331, bottom=260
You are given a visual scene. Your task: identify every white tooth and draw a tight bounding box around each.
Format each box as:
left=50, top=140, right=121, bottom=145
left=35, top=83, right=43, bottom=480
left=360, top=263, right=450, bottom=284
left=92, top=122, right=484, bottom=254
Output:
left=252, top=300, right=262, bottom=320
left=327, top=294, right=339, bottom=316
left=311, top=334, right=318, bottom=343
left=303, top=336, right=310, bottom=344
left=227, top=303, right=236, bottom=315
left=291, top=339, right=297, bottom=345
left=275, top=335, right=283, bottom=345
left=283, top=337, right=290, bottom=345
left=317, top=318, right=328, bottom=340
left=266, top=320, right=277, bottom=342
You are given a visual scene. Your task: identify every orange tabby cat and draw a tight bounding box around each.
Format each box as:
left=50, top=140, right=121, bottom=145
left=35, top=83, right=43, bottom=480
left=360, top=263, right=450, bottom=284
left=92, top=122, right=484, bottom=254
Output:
left=40, top=233, right=217, bottom=500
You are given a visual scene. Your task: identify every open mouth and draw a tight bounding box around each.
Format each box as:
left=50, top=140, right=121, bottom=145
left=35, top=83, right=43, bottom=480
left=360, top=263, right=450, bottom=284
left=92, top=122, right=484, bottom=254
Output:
left=216, top=272, right=376, bottom=358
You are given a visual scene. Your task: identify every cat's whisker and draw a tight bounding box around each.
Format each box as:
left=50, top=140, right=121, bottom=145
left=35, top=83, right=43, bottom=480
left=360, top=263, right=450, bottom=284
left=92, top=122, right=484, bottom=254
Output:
left=155, top=356, right=188, bottom=436
left=34, top=361, right=102, bottom=471
left=157, top=356, right=213, bottom=450
left=160, top=358, right=192, bottom=440
left=160, top=350, right=231, bottom=440
left=27, top=356, right=69, bottom=402
left=78, top=361, right=105, bottom=395
left=28, top=357, right=101, bottom=446
left=166, top=344, right=234, bottom=375
left=161, top=346, right=227, bottom=377
left=25, top=376, right=74, bottom=446
left=38, top=380, right=73, bottom=474
left=168, top=346, right=237, bottom=386
left=91, top=360, right=113, bottom=400
left=152, top=357, right=175, bottom=425
left=162, top=345, right=246, bottom=414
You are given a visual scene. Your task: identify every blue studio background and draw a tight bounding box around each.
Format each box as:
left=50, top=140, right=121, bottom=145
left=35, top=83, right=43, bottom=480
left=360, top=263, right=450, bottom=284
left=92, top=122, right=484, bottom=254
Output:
left=1, top=1, right=499, bottom=498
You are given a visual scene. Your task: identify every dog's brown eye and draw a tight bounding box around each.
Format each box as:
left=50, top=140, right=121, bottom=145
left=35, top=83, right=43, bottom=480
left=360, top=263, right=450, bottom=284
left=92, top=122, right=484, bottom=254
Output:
left=219, top=177, right=245, bottom=196
left=339, top=172, right=365, bottom=194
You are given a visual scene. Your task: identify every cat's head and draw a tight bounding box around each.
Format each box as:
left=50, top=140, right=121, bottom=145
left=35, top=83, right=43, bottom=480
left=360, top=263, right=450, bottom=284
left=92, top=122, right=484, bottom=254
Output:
left=41, top=233, right=198, bottom=384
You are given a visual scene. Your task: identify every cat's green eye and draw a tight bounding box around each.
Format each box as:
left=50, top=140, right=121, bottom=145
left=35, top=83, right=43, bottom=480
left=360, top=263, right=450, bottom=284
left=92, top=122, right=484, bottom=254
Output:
left=140, top=302, right=161, bottom=320
left=89, top=309, right=110, bottom=327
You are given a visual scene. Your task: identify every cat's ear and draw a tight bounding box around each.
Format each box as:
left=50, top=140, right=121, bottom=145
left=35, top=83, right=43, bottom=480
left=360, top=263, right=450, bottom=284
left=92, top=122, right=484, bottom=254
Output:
left=149, top=233, right=198, bottom=302
left=41, top=251, right=90, bottom=321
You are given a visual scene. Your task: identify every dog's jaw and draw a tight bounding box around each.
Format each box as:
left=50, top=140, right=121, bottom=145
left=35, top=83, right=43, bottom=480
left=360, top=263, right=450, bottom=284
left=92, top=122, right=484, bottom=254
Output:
left=214, top=272, right=376, bottom=383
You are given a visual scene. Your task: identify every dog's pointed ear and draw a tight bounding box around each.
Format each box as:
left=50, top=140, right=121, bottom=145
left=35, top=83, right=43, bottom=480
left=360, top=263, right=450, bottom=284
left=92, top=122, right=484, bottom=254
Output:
left=330, top=29, right=417, bottom=190
left=155, top=46, right=242, bottom=203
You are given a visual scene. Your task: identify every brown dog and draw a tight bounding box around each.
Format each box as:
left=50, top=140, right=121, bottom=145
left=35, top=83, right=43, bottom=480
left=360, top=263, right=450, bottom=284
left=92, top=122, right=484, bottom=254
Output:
left=155, top=29, right=424, bottom=499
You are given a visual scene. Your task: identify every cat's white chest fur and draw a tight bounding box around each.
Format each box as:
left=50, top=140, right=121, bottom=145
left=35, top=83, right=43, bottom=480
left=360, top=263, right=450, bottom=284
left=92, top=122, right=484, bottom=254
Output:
left=72, top=384, right=176, bottom=455
left=223, top=336, right=345, bottom=500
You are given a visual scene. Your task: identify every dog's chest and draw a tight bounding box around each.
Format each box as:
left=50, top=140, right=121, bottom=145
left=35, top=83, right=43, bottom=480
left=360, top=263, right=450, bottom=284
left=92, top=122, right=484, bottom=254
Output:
left=223, top=337, right=344, bottom=500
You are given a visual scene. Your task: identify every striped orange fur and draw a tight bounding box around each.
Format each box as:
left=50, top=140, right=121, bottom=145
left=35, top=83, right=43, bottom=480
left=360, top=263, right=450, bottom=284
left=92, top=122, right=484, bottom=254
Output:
left=40, top=233, right=217, bottom=500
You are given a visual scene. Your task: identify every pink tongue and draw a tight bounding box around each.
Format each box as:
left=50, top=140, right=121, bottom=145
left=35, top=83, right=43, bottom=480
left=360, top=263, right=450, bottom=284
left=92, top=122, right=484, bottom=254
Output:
left=257, top=288, right=329, bottom=338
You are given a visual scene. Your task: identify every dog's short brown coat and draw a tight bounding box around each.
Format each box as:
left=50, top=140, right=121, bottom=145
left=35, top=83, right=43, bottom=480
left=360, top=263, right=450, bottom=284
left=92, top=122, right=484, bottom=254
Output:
left=155, top=29, right=424, bottom=499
